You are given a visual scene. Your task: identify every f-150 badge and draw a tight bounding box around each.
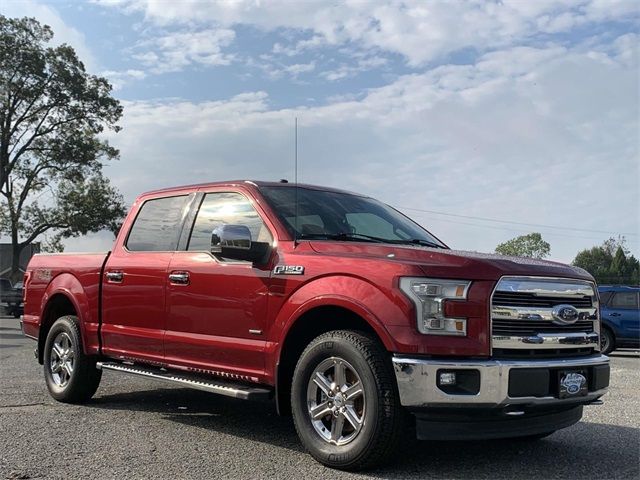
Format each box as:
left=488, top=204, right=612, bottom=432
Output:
left=273, top=265, right=305, bottom=275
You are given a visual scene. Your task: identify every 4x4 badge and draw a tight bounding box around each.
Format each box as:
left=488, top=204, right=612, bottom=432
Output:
left=273, top=265, right=305, bottom=275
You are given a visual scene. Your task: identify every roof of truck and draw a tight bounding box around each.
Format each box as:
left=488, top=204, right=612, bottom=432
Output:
left=140, top=180, right=364, bottom=198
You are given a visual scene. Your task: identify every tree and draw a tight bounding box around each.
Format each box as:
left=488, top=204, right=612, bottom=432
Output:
left=573, top=237, right=640, bottom=285
left=0, top=16, right=125, bottom=279
left=495, top=232, right=551, bottom=259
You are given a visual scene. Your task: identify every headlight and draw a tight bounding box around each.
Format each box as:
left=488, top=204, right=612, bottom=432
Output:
left=399, top=277, right=471, bottom=336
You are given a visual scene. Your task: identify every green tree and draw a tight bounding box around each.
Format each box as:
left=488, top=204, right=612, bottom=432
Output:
left=0, top=16, right=125, bottom=279
left=495, top=232, right=551, bottom=259
left=572, top=237, right=639, bottom=285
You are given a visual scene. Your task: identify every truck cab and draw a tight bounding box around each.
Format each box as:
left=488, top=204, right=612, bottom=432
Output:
left=22, top=180, right=610, bottom=470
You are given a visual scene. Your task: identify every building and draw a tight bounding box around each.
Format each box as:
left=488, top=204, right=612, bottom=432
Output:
left=0, top=243, right=40, bottom=279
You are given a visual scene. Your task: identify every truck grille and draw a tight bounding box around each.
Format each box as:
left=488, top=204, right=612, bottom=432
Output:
left=492, top=319, right=595, bottom=336
left=492, top=291, right=593, bottom=309
left=491, top=277, right=600, bottom=358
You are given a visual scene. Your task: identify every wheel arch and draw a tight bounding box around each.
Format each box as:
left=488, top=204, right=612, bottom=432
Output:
left=274, top=301, right=395, bottom=416
left=38, top=274, right=91, bottom=364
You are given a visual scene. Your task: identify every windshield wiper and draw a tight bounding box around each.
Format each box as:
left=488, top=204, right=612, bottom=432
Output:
left=298, top=232, right=445, bottom=248
left=298, top=232, right=387, bottom=243
left=391, top=238, right=446, bottom=249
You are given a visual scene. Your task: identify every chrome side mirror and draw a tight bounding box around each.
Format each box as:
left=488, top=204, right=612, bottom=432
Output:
left=211, top=224, right=252, bottom=254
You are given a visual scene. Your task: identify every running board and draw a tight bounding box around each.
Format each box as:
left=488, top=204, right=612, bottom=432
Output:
left=96, top=361, right=272, bottom=401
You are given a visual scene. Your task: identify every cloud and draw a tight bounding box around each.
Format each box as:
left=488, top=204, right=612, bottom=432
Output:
left=132, top=28, right=236, bottom=73
left=100, top=38, right=638, bottom=261
left=101, top=69, right=147, bottom=90
left=97, top=0, right=639, bottom=66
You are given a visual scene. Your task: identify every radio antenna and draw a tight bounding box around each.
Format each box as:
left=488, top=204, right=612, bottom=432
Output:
left=294, top=117, right=299, bottom=247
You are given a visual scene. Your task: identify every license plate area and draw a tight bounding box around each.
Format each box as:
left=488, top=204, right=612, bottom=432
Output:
left=558, top=370, right=588, bottom=399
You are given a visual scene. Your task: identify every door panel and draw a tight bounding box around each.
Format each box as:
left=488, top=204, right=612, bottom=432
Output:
left=607, top=292, right=640, bottom=340
left=101, top=252, right=173, bottom=363
left=165, top=252, right=271, bottom=379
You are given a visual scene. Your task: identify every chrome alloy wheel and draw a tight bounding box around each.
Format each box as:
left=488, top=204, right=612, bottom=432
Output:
left=306, top=357, right=366, bottom=446
left=50, top=332, right=75, bottom=387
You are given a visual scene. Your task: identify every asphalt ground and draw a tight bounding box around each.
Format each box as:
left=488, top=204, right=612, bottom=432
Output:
left=1, top=315, right=638, bottom=480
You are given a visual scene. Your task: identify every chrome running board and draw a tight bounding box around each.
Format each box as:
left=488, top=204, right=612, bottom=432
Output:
left=97, top=361, right=272, bottom=401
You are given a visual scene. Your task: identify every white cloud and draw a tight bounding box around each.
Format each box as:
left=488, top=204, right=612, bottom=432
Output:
left=97, top=0, right=639, bottom=66
left=100, top=38, right=639, bottom=261
left=101, top=69, right=147, bottom=90
left=132, top=28, right=236, bottom=73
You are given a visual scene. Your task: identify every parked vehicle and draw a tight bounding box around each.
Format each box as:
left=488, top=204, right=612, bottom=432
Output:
left=598, top=285, right=640, bottom=354
left=0, top=277, right=23, bottom=318
left=21, top=181, right=610, bottom=470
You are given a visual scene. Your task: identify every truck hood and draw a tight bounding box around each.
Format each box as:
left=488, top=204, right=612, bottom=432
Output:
left=308, top=241, right=593, bottom=282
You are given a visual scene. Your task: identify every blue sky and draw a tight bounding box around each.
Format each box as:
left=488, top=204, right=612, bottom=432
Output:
left=2, top=0, right=639, bottom=261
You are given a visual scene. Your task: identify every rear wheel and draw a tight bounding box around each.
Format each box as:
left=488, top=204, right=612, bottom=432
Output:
left=291, top=330, right=405, bottom=471
left=43, top=315, right=102, bottom=403
left=600, top=327, right=615, bottom=355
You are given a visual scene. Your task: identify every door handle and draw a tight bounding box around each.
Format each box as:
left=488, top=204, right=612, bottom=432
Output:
left=106, top=271, right=124, bottom=283
left=169, top=272, right=190, bottom=285
left=609, top=313, right=622, bottom=317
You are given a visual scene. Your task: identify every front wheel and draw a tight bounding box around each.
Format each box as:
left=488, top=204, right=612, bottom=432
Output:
left=43, top=315, right=102, bottom=403
left=291, top=330, right=405, bottom=471
left=600, top=327, right=615, bottom=355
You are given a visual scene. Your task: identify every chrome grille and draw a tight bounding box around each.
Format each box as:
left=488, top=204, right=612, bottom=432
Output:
left=491, top=276, right=600, bottom=357
left=492, top=319, right=595, bottom=336
left=492, top=291, right=593, bottom=309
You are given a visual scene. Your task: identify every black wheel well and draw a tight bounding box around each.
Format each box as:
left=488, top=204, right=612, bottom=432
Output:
left=276, top=305, right=383, bottom=416
left=38, top=294, right=77, bottom=364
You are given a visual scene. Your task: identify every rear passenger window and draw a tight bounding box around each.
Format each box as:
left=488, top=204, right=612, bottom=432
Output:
left=610, top=292, right=639, bottom=309
left=126, top=196, right=187, bottom=251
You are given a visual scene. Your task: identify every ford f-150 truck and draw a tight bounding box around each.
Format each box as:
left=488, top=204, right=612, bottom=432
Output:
left=21, top=180, right=610, bottom=470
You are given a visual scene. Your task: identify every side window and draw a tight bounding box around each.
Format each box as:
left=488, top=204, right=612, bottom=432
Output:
left=610, top=292, right=639, bottom=309
left=126, top=196, right=187, bottom=251
left=188, top=192, right=272, bottom=252
left=599, top=291, right=614, bottom=306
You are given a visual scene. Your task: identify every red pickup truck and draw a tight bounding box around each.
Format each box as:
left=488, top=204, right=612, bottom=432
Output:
left=22, top=180, right=609, bottom=470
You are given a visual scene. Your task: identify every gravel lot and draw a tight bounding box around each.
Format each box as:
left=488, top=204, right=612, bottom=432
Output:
left=1, top=315, right=638, bottom=480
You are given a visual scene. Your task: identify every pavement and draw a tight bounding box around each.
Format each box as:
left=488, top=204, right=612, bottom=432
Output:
left=1, top=315, right=638, bottom=480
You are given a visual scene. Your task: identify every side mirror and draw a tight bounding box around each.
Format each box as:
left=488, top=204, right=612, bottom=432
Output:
left=211, top=224, right=269, bottom=262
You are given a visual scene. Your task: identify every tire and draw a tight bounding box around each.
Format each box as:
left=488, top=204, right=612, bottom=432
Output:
left=291, top=330, right=405, bottom=471
left=600, top=327, right=615, bottom=355
left=43, top=315, right=102, bottom=403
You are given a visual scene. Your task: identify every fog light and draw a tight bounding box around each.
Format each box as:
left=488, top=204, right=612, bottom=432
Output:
left=439, top=372, right=457, bottom=385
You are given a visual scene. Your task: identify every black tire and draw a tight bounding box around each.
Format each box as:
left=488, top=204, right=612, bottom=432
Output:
left=43, top=315, right=102, bottom=403
left=600, top=327, right=615, bottom=355
left=291, top=330, right=405, bottom=471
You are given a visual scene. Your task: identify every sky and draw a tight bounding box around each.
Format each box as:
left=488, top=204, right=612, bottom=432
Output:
left=2, top=0, right=639, bottom=262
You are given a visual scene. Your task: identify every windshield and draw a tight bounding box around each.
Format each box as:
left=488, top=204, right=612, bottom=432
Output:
left=260, top=186, right=447, bottom=248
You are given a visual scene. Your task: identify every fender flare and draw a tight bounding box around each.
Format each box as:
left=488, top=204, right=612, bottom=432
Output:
left=272, top=274, right=405, bottom=366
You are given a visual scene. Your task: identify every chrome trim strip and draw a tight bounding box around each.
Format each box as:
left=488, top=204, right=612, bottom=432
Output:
left=393, top=354, right=609, bottom=407
left=493, top=332, right=599, bottom=349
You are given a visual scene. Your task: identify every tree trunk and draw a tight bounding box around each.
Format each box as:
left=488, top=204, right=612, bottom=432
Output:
left=10, top=227, right=24, bottom=283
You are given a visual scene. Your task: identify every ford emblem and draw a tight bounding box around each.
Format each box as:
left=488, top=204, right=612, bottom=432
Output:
left=551, top=304, right=580, bottom=325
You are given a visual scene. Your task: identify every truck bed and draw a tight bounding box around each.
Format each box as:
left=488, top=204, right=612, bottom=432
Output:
left=22, top=252, right=109, bottom=350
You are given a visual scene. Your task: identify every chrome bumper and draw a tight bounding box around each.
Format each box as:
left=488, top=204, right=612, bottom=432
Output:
left=393, top=354, right=609, bottom=407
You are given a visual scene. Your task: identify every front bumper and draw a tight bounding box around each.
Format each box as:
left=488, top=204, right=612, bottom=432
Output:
left=393, top=354, right=609, bottom=408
